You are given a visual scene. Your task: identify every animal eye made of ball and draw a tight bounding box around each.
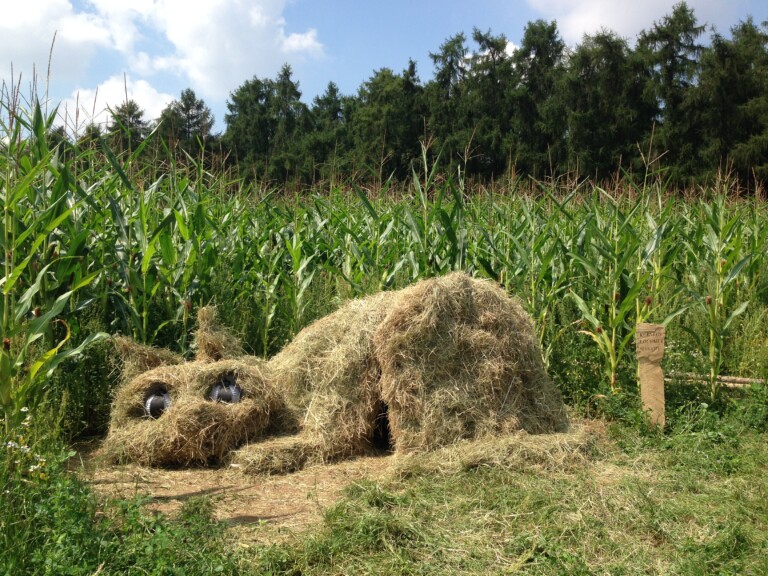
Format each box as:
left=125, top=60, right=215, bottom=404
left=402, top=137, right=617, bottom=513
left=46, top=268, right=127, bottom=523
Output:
left=208, top=372, right=243, bottom=404
left=144, top=386, right=171, bottom=419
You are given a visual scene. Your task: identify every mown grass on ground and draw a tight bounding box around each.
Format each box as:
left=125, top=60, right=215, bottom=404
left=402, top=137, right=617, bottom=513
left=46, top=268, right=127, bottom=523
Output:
left=6, top=392, right=766, bottom=575
left=251, top=403, right=768, bottom=575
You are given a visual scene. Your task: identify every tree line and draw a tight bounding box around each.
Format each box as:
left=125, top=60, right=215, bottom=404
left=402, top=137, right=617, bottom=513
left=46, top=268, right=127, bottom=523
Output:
left=79, top=2, right=768, bottom=187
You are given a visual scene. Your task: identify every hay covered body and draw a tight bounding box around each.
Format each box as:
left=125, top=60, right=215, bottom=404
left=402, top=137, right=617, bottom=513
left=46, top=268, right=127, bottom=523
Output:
left=235, top=272, right=567, bottom=472
left=104, top=273, right=567, bottom=471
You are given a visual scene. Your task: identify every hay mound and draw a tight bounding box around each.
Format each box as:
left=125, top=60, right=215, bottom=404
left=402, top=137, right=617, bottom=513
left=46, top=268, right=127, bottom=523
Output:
left=101, top=275, right=568, bottom=472
left=268, top=291, right=399, bottom=461
left=251, top=272, right=568, bottom=471
left=376, top=272, right=568, bottom=452
left=113, top=336, right=183, bottom=383
left=193, top=305, right=244, bottom=361
left=389, top=420, right=596, bottom=478
left=229, top=436, right=318, bottom=475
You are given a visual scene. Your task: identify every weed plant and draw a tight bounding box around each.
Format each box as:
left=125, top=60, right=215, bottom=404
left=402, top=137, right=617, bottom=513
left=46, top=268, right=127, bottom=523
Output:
left=0, top=404, right=246, bottom=575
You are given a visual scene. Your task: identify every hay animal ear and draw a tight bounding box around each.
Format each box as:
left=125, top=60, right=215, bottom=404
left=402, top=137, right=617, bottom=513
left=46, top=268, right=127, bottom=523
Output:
left=192, top=306, right=244, bottom=362
left=113, top=336, right=183, bottom=382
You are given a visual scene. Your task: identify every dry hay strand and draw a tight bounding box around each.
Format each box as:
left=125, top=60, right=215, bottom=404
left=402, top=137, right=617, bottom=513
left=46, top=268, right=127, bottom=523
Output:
left=228, top=435, right=319, bottom=475
left=389, top=421, right=597, bottom=478
left=375, top=272, right=568, bottom=453
left=100, top=359, right=282, bottom=466
left=269, top=291, right=399, bottom=459
left=113, top=336, right=183, bottom=384
left=193, top=306, right=244, bottom=362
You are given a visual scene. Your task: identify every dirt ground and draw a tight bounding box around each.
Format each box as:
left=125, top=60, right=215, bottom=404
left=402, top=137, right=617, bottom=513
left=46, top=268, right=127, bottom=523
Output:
left=74, top=444, right=392, bottom=545
left=74, top=420, right=603, bottom=546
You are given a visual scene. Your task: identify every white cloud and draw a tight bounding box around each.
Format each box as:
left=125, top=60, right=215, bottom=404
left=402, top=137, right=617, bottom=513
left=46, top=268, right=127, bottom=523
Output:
left=84, top=0, right=157, bottom=52
left=525, top=0, right=752, bottom=45
left=1, top=0, right=70, bottom=29
left=0, top=0, right=111, bottom=87
left=142, top=0, right=326, bottom=99
left=1, top=0, right=324, bottom=119
left=282, top=28, right=323, bottom=55
left=58, top=74, right=174, bottom=133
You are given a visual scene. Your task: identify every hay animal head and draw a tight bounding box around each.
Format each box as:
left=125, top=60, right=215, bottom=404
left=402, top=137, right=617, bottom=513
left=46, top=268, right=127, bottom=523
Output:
left=101, top=308, right=283, bottom=466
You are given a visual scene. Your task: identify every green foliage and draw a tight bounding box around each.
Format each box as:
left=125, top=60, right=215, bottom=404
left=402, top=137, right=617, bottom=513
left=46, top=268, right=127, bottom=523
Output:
left=565, top=31, right=655, bottom=178
left=157, top=88, right=215, bottom=154
left=1, top=432, right=96, bottom=575
left=510, top=20, right=567, bottom=177
left=224, top=64, right=310, bottom=182
left=0, top=99, right=106, bottom=431
left=727, top=384, right=768, bottom=432
left=107, top=99, right=148, bottom=154
left=349, top=62, right=426, bottom=182
left=426, top=32, right=472, bottom=174
left=0, top=440, right=245, bottom=574
left=304, top=82, right=350, bottom=184
left=211, top=2, right=768, bottom=186
left=680, top=192, right=753, bottom=400
left=462, top=28, right=517, bottom=176
left=637, top=2, right=706, bottom=179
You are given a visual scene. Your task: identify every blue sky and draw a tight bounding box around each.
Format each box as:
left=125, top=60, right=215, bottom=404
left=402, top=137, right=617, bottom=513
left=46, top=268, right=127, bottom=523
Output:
left=0, top=0, right=764, bottom=135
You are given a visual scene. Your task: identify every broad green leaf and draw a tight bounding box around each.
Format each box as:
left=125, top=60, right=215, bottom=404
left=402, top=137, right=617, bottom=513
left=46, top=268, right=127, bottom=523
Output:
left=661, top=305, right=690, bottom=327
left=354, top=185, right=378, bottom=221
left=14, top=262, right=55, bottom=323
left=173, top=209, right=191, bottom=242
left=724, top=301, right=749, bottom=330
left=570, top=291, right=600, bottom=329
left=403, top=207, right=423, bottom=245
left=0, top=351, right=12, bottom=405
left=27, top=291, right=73, bottom=337
left=722, top=254, right=752, bottom=290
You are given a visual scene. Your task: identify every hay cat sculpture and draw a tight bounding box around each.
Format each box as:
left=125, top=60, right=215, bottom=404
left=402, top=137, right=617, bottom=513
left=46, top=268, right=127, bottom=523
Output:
left=102, top=272, right=568, bottom=473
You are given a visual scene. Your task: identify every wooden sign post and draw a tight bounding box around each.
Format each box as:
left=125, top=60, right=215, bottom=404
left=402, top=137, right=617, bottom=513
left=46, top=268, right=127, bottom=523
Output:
left=636, top=323, right=666, bottom=427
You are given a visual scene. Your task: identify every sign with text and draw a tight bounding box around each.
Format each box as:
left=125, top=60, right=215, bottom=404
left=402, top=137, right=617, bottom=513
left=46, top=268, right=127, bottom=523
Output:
left=636, top=323, right=666, bottom=427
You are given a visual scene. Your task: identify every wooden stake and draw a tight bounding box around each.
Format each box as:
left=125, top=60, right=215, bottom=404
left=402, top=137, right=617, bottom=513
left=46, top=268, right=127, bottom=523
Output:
left=636, top=323, right=666, bottom=427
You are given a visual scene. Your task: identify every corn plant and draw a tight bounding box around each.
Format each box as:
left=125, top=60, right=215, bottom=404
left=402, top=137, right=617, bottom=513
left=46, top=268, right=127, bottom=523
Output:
left=93, top=142, right=227, bottom=349
left=343, top=184, right=405, bottom=293
left=473, top=189, right=579, bottom=367
left=402, top=146, right=468, bottom=280
left=472, top=194, right=529, bottom=289
left=225, top=197, right=282, bottom=355
left=0, top=101, right=104, bottom=431
left=569, top=190, right=650, bottom=393
left=279, top=204, right=319, bottom=336
left=682, top=193, right=752, bottom=401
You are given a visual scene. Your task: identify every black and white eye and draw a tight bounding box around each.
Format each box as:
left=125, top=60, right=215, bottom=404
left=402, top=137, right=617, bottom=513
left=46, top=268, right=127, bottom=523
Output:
left=144, top=384, right=171, bottom=419
left=208, top=372, right=243, bottom=404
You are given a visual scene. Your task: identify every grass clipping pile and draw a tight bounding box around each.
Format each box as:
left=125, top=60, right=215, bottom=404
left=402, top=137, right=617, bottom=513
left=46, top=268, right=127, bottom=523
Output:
left=232, top=272, right=568, bottom=473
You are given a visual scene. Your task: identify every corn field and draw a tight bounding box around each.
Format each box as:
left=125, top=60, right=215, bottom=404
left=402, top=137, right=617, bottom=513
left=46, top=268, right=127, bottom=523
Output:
left=2, top=103, right=768, bottom=432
